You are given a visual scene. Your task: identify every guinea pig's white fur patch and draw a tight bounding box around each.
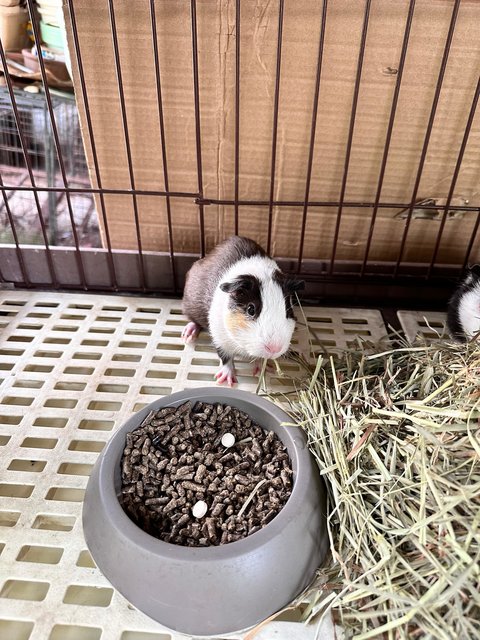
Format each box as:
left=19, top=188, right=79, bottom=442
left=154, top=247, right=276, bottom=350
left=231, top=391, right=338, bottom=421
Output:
left=458, top=283, right=480, bottom=338
left=208, top=256, right=295, bottom=360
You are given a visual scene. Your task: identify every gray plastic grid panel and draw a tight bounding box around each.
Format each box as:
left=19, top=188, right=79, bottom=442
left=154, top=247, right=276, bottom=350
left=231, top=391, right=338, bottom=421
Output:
left=0, top=291, right=387, bottom=640
left=397, top=310, right=448, bottom=342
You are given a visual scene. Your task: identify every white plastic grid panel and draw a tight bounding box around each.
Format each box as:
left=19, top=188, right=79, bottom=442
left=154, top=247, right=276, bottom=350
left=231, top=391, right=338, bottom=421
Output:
left=0, top=291, right=387, bottom=640
left=396, top=310, right=448, bottom=342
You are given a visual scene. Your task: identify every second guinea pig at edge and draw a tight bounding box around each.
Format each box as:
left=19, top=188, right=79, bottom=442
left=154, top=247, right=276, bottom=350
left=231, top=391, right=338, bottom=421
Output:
left=447, top=265, right=480, bottom=342
left=181, top=236, right=304, bottom=386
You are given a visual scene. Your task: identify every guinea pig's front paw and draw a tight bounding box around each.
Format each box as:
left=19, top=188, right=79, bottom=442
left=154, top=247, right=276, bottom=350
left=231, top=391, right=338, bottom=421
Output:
left=181, top=321, right=201, bottom=344
left=214, top=363, right=237, bottom=387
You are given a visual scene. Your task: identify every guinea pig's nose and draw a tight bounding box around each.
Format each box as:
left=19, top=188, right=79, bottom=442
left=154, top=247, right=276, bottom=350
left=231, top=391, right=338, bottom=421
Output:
left=265, top=342, right=282, bottom=356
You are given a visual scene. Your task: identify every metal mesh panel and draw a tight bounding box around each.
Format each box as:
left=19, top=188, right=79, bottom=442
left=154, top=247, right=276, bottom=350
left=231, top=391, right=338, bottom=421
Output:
left=0, top=1, right=478, bottom=304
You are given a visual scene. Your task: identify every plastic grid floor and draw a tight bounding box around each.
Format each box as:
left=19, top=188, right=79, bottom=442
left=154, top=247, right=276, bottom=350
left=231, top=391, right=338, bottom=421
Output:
left=396, top=310, right=448, bottom=342
left=0, top=291, right=388, bottom=640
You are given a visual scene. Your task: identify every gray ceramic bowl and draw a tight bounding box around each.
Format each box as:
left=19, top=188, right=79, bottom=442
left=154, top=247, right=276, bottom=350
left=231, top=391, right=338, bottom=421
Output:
left=83, top=387, right=328, bottom=637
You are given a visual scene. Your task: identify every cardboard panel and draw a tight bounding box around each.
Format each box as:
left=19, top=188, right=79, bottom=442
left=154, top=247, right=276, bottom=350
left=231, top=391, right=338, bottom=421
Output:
left=65, top=0, right=480, bottom=266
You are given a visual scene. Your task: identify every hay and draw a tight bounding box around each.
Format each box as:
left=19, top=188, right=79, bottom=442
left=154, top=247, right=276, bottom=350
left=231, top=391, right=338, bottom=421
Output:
left=277, top=337, right=480, bottom=639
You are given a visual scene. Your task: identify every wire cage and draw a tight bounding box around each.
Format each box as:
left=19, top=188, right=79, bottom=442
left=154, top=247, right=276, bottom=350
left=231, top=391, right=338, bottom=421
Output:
left=0, top=0, right=479, bottom=308
left=1, top=3, right=479, bottom=639
left=0, top=89, right=99, bottom=247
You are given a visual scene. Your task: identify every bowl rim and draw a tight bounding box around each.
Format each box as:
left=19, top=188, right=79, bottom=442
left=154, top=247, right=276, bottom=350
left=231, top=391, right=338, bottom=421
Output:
left=90, top=387, right=315, bottom=562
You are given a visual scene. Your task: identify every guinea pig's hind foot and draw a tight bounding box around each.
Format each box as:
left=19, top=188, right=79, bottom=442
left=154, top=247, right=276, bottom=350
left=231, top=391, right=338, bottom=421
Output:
left=214, top=363, right=237, bottom=387
left=182, top=321, right=201, bottom=344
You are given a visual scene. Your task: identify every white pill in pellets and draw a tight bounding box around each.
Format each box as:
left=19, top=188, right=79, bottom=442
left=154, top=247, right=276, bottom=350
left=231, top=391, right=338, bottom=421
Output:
left=221, top=432, right=235, bottom=448
left=192, top=500, right=207, bottom=519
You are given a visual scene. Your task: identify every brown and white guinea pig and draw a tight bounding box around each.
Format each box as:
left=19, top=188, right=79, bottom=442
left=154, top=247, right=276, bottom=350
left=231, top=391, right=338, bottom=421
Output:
left=181, top=236, right=304, bottom=386
left=447, top=265, right=480, bottom=342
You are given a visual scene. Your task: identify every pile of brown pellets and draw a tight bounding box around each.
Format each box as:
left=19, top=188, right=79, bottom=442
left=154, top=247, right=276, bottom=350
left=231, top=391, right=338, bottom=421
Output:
left=120, top=401, right=293, bottom=547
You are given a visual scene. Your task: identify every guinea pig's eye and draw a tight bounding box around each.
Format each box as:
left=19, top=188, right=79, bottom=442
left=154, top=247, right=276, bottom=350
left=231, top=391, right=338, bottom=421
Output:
left=247, top=303, right=256, bottom=317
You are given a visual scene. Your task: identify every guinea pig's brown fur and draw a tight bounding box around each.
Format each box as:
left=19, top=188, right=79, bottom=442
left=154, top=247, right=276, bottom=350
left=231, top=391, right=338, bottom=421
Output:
left=225, top=309, right=249, bottom=333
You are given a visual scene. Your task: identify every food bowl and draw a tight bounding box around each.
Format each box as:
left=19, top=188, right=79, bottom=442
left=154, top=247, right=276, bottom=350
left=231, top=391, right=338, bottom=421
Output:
left=83, top=387, right=328, bottom=637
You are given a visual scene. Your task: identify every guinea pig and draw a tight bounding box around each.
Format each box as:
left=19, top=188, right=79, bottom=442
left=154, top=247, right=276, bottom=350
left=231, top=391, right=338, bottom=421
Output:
left=181, top=235, right=304, bottom=386
left=446, top=265, right=480, bottom=342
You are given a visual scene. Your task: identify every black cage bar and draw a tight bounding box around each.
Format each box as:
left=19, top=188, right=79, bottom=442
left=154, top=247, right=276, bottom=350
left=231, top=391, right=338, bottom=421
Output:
left=0, top=0, right=479, bottom=308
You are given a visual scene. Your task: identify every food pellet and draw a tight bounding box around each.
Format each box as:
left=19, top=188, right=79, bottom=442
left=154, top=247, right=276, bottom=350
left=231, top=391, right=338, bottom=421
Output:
left=192, top=500, right=208, bottom=519
left=120, top=401, right=293, bottom=547
left=221, top=432, right=236, bottom=448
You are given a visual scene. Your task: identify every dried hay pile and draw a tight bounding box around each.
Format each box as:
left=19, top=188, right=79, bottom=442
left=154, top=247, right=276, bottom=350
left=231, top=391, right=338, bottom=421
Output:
left=277, top=338, right=480, bottom=639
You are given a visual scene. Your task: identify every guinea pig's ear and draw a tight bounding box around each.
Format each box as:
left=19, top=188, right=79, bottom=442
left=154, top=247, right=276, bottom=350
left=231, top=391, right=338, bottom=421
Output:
left=220, top=275, right=254, bottom=294
left=469, top=264, right=480, bottom=278
left=283, top=278, right=305, bottom=294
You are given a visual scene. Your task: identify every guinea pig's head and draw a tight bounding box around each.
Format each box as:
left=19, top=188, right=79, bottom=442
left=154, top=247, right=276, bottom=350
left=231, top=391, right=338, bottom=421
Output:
left=219, top=270, right=304, bottom=360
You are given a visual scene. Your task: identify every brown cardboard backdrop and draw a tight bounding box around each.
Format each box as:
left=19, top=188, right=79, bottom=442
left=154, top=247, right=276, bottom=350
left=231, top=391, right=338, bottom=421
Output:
left=65, top=0, right=480, bottom=266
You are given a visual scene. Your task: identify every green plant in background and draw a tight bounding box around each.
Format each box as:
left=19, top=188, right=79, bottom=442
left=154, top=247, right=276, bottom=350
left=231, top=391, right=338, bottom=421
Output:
left=0, top=228, right=45, bottom=245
